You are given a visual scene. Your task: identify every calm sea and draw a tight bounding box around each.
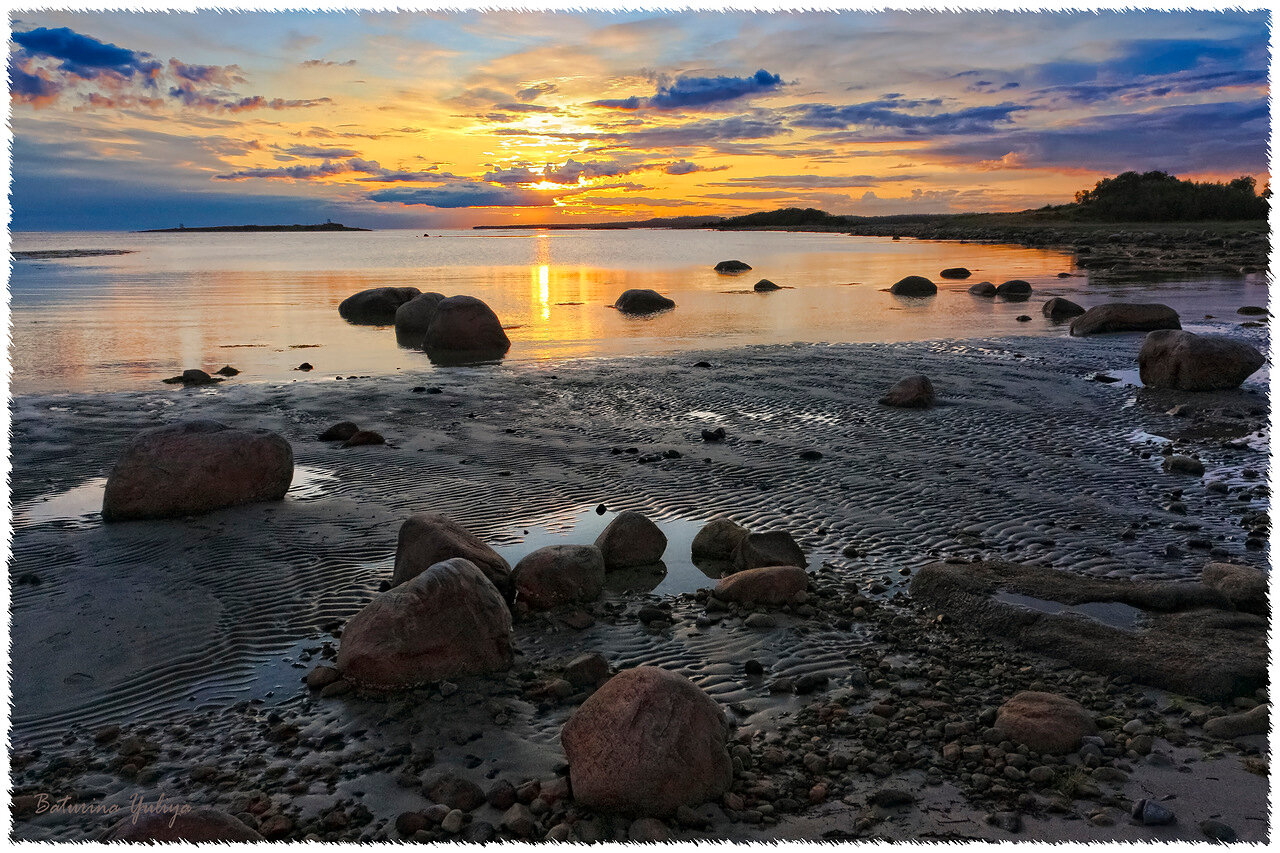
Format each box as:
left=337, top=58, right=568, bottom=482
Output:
left=7, top=228, right=1267, bottom=394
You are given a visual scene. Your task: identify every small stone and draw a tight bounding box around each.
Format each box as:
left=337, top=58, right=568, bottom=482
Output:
left=441, top=809, right=465, bottom=834
left=745, top=613, right=777, bottom=630
left=1200, top=819, right=1238, bottom=843
left=628, top=817, right=671, bottom=842
left=1131, top=798, right=1176, bottom=826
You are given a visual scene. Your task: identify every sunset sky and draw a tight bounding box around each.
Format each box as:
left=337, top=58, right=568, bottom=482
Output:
left=8, top=8, right=1270, bottom=230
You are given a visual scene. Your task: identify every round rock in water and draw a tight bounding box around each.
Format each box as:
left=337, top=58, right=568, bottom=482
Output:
left=995, top=279, right=1032, bottom=298
left=614, top=288, right=676, bottom=314
left=889, top=275, right=937, bottom=296
left=394, top=291, right=447, bottom=338
left=337, top=557, right=513, bottom=690
left=731, top=530, right=805, bottom=573
left=968, top=280, right=997, bottom=296
left=392, top=512, right=512, bottom=598
left=561, top=666, right=733, bottom=815
left=714, top=259, right=752, bottom=272
left=1138, top=329, right=1264, bottom=391
left=753, top=279, right=781, bottom=291
left=512, top=544, right=606, bottom=610
left=1042, top=297, right=1086, bottom=319
left=422, top=295, right=511, bottom=356
left=691, top=516, right=749, bottom=560
left=714, top=565, right=808, bottom=606
left=595, top=510, right=667, bottom=569
left=939, top=267, right=971, bottom=279
left=994, top=691, right=1097, bottom=754
left=102, top=420, right=293, bottom=521
left=339, top=286, right=422, bottom=324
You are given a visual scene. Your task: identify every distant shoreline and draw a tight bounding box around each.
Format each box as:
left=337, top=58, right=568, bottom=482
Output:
left=136, top=223, right=371, bottom=233
left=12, top=249, right=136, bottom=260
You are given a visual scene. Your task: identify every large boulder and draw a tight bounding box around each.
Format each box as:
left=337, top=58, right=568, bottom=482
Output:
left=939, top=267, right=971, bottom=279
left=994, top=691, right=1097, bottom=754
left=880, top=375, right=936, bottom=409
left=889, top=275, right=937, bottom=296
left=392, top=513, right=512, bottom=599
left=1203, top=704, right=1268, bottom=739
left=1138, top=330, right=1264, bottom=391
left=691, top=517, right=749, bottom=561
left=394, top=291, right=447, bottom=341
left=595, top=511, right=667, bottom=569
left=561, top=666, right=732, bottom=815
left=968, top=281, right=997, bottom=296
left=714, top=565, right=808, bottom=605
left=614, top=289, right=675, bottom=315
left=101, top=808, right=264, bottom=842
left=1202, top=562, right=1268, bottom=615
left=512, top=545, right=605, bottom=610
left=995, top=279, right=1032, bottom=298
left=337, top=558, right=513, bottom=689
left=714, top=260, right=751, bottom=273
left=1042, top=297, right=1086, bottom=319
left=731, top=530, right=805, bottom=573
left=339, top=286, right=422, bottom=324
left=102, top=420, right=292, bottom=522
left=1069, top=303, right=1181, bottom=336
left=422, top=295, right=511, bottom=357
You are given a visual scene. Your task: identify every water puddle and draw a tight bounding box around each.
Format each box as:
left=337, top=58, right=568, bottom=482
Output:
left=13, top=465, right=336, bottom=528
left=492, top=506, right=721, bottom=597
left=993, top=590, right=1146, bottom=631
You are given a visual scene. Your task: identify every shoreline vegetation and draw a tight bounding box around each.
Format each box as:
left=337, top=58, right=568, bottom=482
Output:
left=136, top=222, right=371, bottom=233
left=475, top=172, right=1270, bottom=281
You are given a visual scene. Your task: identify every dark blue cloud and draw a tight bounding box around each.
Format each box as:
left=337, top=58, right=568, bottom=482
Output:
left=590, top=69, right=784, bottom=110
left=8, top=66, right=62, bottom=104
left=930, top=99, right=1268, bottom=176
left=789, top=98, right=1024, bottom=136
left=12, top=26, right=161, bottom=79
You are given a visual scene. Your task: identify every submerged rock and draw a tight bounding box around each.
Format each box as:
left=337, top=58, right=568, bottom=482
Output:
left=162, top=368, right=223, bottom=386
left=1042, top=297, right=1086, bottom=319
left=512, top=544, right=605, bottom=610
left=422, top=295, right=511, bottom=357
left=995, top=279, right=1032, bottom=298
left=939, top=267, right=971, bottom=279
left=337, top=557, right=512, bottom=689
left=1138, top=330, right=1264, bottom=391
left=102, top=420, right=292, bottom=521
left=595, top=510, right=667, bottom=569
left=968, top=281, right=997, bottom=296
left=994, top=691, right=1097, bottom=754
left=561, top=666, right=732, bottom=815
left=714, top=260, right=752, bottom=273
left=394, top=291, right=447, bottom=339
left=1069, top=303, right=1180, bottom=336
left=615, top=289, right=676, bottom=314
left=392, top=513, right=512, bottom=598
left=318, top=421, right=360, bottom=441
left=339, top=286, right=422, bottom=324
left=753, top=278, right=782, bottom=292
left=889, top=275, right=937, bottom=296
left=880, top=375, right=936, bottom=409
left=714, top=565, right=808, bottom=605
left=342, top=429, right=385, bottom=448
left=1162, top=454, right=1204, bottom=476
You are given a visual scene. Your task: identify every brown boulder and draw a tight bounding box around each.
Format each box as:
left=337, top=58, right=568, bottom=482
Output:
left=939, top=267, right=971, bottom=279
left=995, top=691, right=1096, bottom=754
left=691, top=516, right=749, bottom=561
left=731, top=530, right=805, bottom=573
left=1138, top=330, right=1264, bottom=391
left=880, top=375, right=936, bottom=409
left=595, top=510, right=667, bottom=569
left=422, top=295, right=511, bottom=356
left=615, top=289, right=676, bottom=314
left=1203, top=704, right=1268, bottom=739
left=889, top=275, right=936, bottom=296
left=102, top=420, right=292, bottom=522
left=714, top=565, right=808, bottom=605
left=968, top=281, right=997, bottom=296
left=392, top=513, right=512, bottom=598
left=512, top=544, right=605, bottom=610
left=1069, top=303, right=1180, bottom=336
left=101, top=807, right=264, bottom=842
left=995, top=279, right=1032, bottom=298
left=561, top=666, right=732, bottom=815
left=394, top=291, right=447, bottom=336
left=1202, top=562, right=1268, bottom=615
left=337, top=557, right=512, bottom=690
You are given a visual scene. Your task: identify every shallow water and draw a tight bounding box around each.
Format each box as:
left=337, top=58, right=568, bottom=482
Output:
left=992, top=590, right=1146, bottom=631
left=9, top=228, right=1266, bottom=393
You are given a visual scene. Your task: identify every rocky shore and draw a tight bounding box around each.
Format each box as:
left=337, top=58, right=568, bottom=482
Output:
left=8, top=331, right=1270, bottom=843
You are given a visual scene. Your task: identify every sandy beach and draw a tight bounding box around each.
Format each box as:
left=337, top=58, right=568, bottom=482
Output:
left=9, top=331, right=1269, bottom=842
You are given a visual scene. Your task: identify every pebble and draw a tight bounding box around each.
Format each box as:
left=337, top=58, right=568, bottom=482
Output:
left=1200, top=819, right=1238, bottom=843
left=1131, top=798, right=1176, bottom=826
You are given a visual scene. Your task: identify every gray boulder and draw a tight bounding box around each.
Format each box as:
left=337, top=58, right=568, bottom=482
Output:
left=1138, top=330, right=1264, bottom=391
left=615, top=289, right=675, bottom=314
left=394, top=291, right=447, bottom=342
left=1070, top=303, right=1181, bottom=336
left=339, top=286, right=422, bottom=324
left=1042, top=297, right=1086, bottom=319
left=732, top=530, right=805, bottom=573
left=880, top=375, right=936, bottom=408
left=422, top=295, right=511, bottom=357
left=889, top=275, right=937, bottom=296
left=968, top=281, right=997, bottom=296
left=512, top=545, right=605, bottom=610
left=596, top=510, right=667, bottom=569
left=392, top=513, right=512, bottom=598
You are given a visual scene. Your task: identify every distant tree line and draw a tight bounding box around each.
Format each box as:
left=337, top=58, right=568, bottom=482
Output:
left=1072, top=171, right=1267, bottom=222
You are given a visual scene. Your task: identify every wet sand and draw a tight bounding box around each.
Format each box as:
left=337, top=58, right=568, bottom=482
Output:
left=8, top=333, right=1270, bottom=842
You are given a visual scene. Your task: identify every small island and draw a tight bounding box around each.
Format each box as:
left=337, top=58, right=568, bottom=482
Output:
left=137, top=222, right=371, bottom=233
